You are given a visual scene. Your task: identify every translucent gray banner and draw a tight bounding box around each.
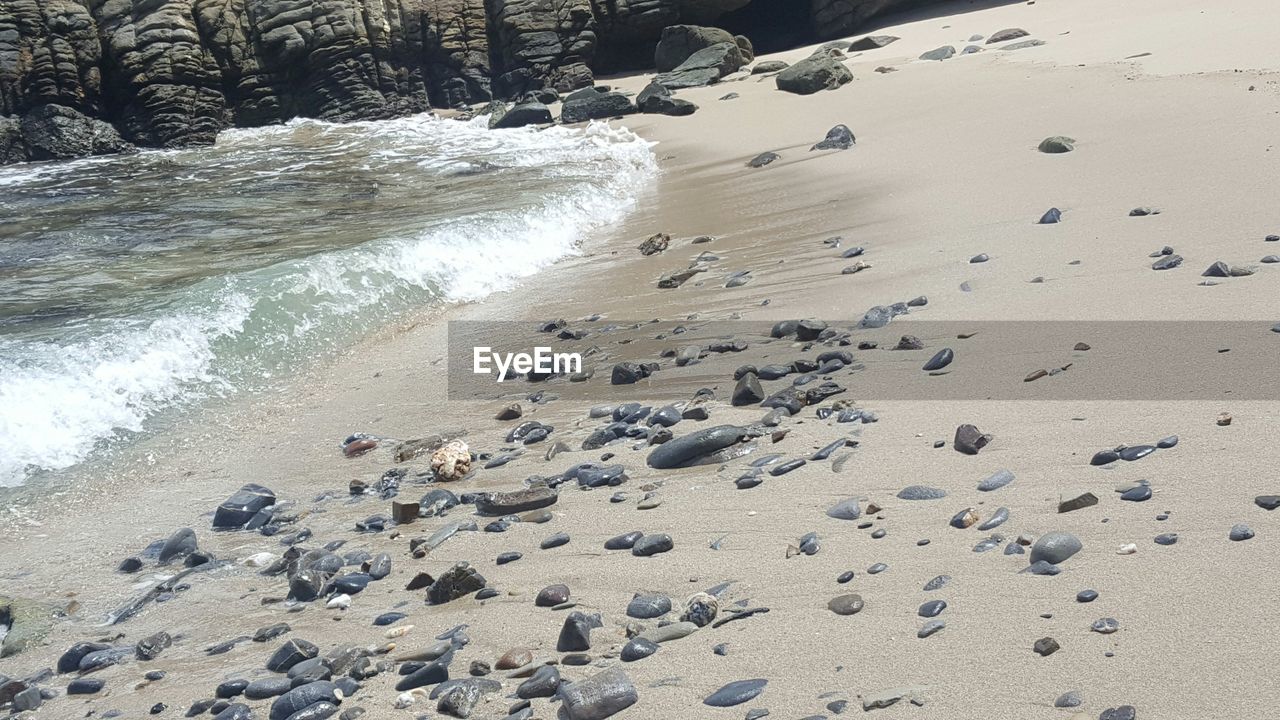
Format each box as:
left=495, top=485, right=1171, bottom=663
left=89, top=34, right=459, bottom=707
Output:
left=447, top=320, right=1280, bottom=401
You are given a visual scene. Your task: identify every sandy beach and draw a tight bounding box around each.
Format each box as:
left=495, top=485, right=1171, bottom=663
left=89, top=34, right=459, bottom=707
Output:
left=3, top=0, right=1280, bottom=718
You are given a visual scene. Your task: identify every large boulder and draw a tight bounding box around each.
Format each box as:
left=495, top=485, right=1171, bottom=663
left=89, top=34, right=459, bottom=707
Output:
left=775, top=55, right=853, bottom=95
left=561, top=91, right=636, bottom=123
left=654, top=25, right=736, bottom=72
left=489, top=100, right=554, bottom=128
left=636, top=82, right=697, bottom=116
left=16, top=105, right=134, bottom=162
left=654, top=41, right=744, bottom=88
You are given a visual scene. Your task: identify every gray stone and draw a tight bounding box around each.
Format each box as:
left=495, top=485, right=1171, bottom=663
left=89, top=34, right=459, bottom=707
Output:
left=775, top=56, right=853, bottom=95
left=1030, top=532, right=1082, bottom=564
left=703, top=679, right=767, bottom=707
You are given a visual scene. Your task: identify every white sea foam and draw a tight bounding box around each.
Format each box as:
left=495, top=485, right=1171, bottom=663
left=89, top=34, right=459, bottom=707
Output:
left=0, top=115, right=655, bottom=486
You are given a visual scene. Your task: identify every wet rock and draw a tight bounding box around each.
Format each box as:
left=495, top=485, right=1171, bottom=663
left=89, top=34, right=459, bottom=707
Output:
left=646, top=425, right=747, bottom=468
left=213, top=484, right=276, bottom=529
left=632, top=534, right=674, bottom=557
left=923, top=348, right=954, bottom=371
left=490, top=101, right=552, bottom=129
left=268, top=681, right=339, bottom=720
left=267, top=639, right=319, bottom=673
left=620, top=637, right=658, bottom=662
left=536, top=584, right=570, bottom=607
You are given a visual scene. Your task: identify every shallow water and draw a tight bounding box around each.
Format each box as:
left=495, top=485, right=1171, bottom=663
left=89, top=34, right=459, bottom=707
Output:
left=0, top=114, right=655, bottom=488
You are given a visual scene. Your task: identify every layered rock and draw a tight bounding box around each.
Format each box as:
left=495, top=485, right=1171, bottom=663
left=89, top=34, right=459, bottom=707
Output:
left=0, top=0, right=948, bottom=163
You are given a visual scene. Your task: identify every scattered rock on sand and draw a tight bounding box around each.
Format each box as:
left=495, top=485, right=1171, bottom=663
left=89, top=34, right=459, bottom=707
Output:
left=776, top=55, right=853, bottom=94
left=850, top=35, right=899, bottom=50
left=1031, top=531, right=1083, bottom=564
left=987, top=28, right=1030, bottom=43
left=920, top=46, right=956, bottom=61
left=430, top=440, right=471, bottom=481
left=811, top=124, right=855, bottom=151
left=1038, top=136, right=1075, bottom=153
left=704, top=679, right=767, bottom=706
left=559, top=667, right=637, bottom=720
left=954, top=424, right=992, bottom=454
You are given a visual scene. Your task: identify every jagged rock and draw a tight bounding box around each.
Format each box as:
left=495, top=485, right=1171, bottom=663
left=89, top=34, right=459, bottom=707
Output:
left=12, top=104, right=134, bottom=162
left=636, top=82, right=697, bottom=115
left=655, top=42, right=744, bottom=88
left=427, top=562, right=486, bottom=604
left=489, top=101, right=553, bottom=128
left=561, top=92, right=636, bottom=123
left=654, top=25, right=737, bottom=71
left=775, top=55, right=852, bottom=95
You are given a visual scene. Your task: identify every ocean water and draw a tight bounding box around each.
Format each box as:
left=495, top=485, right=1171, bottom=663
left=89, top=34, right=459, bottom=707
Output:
left=0, top=114, right=655, bottom=487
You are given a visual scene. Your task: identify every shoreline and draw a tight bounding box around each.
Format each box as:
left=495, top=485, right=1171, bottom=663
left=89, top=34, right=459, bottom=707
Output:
left=4, top=0, right=1280, bottom=717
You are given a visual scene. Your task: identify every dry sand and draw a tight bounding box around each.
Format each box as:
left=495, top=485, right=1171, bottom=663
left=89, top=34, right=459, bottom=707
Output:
left=3, top=0, right=1280, bottom=718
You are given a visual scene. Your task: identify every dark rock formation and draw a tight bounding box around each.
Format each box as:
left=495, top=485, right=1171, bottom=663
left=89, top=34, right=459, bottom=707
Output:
left=0, top=0, right=949, bottom=163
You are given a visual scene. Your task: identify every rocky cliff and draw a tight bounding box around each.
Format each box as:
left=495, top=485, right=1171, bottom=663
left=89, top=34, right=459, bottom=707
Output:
left=0, top=0, right=941, bottom=163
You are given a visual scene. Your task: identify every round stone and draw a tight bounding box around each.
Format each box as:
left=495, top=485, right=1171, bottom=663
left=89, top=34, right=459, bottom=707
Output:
left=1229, top=524, right=1255, bottom=541
left=1076, top=589, right=1099, bottom=603
left=1030, top=532, right=1082, bottom=565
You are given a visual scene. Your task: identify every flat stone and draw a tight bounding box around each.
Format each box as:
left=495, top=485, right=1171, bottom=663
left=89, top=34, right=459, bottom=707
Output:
left=897, top=485, right=947, bottom=500
left=978, top=469, right=1015, bottom=491
left=704, top=679, right=767, bottom=707
left=918, top=619, right=945, bottom=638
left=559, top=667, right=637, bottom=720
left=638, top=621, right=698, bottom=644
left=1058, top=491, right=1098, bottom=513
left=1033, top=637, right=1060, bottom=656
left=827, top=594, right=865, bottom=616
